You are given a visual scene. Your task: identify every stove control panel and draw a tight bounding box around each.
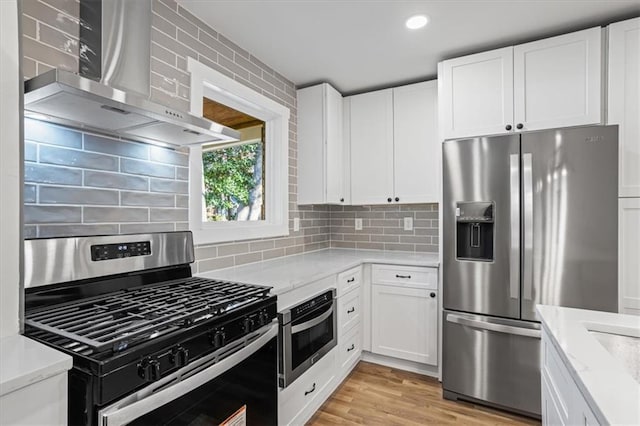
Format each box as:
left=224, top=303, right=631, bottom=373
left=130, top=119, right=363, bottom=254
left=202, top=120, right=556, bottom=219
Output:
left=91, top=241, right=151, bottom=261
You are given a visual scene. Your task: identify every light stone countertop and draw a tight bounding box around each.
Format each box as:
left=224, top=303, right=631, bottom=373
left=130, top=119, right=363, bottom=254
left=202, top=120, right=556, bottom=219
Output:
left=537, top=305, right=640, bottom=426
left=197, top=248, right=439, bottom=294
left=0, top=334, right=72, bottom=397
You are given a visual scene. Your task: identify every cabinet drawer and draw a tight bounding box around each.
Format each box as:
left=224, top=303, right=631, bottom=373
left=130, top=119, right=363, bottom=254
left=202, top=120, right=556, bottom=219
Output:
left=279, top=349, right=336, bottom=425
left=339, top=325, right=361, bottom=371
left=338, top=288, right=361, bottom=336
left=337, top=266, right=361, bottom=296
left=372, top=264, right=437, bottom=289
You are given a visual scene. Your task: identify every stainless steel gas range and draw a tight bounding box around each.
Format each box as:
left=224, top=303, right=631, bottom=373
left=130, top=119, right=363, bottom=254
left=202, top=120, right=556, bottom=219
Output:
left=24, top=231, right=278, bottom=426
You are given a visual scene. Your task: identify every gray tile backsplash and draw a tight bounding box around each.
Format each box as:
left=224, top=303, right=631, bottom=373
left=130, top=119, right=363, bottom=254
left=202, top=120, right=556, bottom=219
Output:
left=21, top=0, right=439, bottom=271
left=24, top=118, right=189, bottom=236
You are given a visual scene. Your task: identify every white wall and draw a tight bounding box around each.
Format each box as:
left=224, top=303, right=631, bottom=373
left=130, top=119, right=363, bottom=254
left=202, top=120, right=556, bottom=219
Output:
left=0, top=0, right=22, bottom=338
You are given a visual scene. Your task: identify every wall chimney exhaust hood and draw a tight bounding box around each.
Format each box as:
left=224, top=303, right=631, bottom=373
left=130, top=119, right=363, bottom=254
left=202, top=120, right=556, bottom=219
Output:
left=23, top=0, right=240, bottom=146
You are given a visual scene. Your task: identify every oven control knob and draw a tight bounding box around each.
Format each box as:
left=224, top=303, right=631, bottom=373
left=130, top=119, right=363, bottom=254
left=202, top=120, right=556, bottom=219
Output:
left=170, top=346, right=190, bottom=367
left=138, top=358, right=161, bottom=382
left=149, top=359, right=161, bottom=381
left=243, top=317, right=255, bottom=333
left=137, top=360, right=150, bottom=380
left=211, top=330, right=226, bottom=349
left=258, top=310, right=270, bottom=326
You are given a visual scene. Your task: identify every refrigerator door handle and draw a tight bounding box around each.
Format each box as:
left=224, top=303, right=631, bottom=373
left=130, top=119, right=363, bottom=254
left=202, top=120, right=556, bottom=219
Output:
left=509, top=154, right=520, bottom=300
left=522, top=153, right=534, bottom=301
left=446, top=313, right=541, bottom=339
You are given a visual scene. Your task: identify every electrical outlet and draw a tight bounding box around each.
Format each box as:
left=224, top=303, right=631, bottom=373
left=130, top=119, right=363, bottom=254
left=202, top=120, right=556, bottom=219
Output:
left=404, top=217, right=413, bottom=231
left=293, top=217, right=300, bottom=232
left=355, top=218, right=363, bottom=230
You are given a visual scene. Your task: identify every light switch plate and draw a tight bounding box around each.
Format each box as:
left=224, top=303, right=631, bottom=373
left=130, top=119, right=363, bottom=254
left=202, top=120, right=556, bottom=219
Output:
left=293, top=217, right=300, bottom=232
left=355, top=218, right=363, bottom=230
left=404, top=217, right=413, bottom=231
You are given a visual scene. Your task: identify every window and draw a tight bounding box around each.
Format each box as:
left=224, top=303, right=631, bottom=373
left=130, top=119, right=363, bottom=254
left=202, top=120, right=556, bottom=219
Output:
left=187, top=58, right=290, bottom=245
left=202, top=121, right=265, bottom=222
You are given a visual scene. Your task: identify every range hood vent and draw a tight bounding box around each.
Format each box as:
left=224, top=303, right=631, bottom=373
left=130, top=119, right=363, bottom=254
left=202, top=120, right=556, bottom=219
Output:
left=23, top=0, right=239, bottom=146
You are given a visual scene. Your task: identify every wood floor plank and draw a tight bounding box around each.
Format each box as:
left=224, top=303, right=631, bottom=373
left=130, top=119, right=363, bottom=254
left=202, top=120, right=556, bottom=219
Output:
left=306, top=361, right=540, bottom=426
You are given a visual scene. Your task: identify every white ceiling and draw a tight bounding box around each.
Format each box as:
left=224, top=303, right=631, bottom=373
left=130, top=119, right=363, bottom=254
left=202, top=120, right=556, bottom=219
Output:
left=178, top=0, right=639, bottom=95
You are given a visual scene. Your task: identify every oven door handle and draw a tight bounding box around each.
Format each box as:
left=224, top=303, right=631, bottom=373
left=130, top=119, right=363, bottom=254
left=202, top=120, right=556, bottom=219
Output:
left=98, top=322, right=278, bottom=426
left=290, top=305, right=334, bottom=334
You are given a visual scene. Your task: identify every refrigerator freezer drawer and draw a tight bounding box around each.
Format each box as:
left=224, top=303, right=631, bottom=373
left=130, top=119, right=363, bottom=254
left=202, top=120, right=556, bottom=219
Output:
left=443, top=311, right=542, bottom=416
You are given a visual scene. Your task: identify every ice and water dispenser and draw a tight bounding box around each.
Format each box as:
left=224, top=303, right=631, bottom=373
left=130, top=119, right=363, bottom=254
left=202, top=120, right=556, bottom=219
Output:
left=455, top=202, right=494, bottom=261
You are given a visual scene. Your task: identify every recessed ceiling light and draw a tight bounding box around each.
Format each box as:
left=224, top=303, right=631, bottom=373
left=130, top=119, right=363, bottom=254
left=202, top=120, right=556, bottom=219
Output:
left=406, top=15, right=428, bottom=30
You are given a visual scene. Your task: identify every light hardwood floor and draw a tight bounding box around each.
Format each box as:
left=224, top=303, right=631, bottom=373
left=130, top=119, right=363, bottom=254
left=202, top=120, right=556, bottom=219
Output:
left=306, top=361, right=540, bottom=426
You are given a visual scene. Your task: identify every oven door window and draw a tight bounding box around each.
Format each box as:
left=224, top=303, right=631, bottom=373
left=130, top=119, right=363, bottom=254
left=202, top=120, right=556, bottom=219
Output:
left=291, top=304, right=334, bottom=371
left=127, top=336, right=277, bottom=426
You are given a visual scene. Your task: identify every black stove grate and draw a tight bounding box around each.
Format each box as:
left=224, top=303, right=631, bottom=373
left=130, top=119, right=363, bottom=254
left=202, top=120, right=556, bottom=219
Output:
left=25, top=277, right=270, bottom=353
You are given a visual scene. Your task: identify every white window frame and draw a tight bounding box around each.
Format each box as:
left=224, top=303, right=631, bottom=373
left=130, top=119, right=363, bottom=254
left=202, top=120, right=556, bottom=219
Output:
left=187, top=58, right=290, bottom=245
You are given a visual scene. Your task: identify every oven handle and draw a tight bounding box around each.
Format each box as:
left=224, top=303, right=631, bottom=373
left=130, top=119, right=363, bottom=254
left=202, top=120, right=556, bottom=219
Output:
left=98, top=322, right=278, bottom=426
left=290, top=304, right=334, bottom=334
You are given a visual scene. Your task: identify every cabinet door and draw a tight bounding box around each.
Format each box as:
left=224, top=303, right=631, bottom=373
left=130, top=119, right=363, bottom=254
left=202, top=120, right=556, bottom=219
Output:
left=297, top=83, right=345, bottom=205
left=297, top=84, right=326, bottom=205
left=371, top=284, right=437, bottom=365
left=514, top=27, right=602, bottom=131
left=619, top=198, right=640, bottom=316
left=349, top=89, right=394, bottom=205
left=440, top=47, right=514, bottom=139
left=325, top=84, right=346, bottom=204
left=608, top=18, right=640, bottom=197
left=393, top=81, right=439, bottom=203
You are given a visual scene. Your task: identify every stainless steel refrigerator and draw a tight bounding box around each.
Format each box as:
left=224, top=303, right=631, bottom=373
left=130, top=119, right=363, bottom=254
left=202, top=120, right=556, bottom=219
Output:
left=442, top=125, right=618, bottom=417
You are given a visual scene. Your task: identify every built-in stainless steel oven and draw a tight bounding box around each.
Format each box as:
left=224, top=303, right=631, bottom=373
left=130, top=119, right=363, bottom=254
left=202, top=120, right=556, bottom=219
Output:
left=278, top=289, right=337, bottom=388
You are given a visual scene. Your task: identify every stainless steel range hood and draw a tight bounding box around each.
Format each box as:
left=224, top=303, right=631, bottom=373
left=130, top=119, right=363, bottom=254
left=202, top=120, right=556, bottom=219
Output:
left=23, top=0, right=239, bottom=146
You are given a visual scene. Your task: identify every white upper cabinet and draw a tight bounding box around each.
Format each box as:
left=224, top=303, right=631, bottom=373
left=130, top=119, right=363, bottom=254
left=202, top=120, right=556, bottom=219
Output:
left=393, top=81, right=440, bottom=203
left=297, top=83, right=348, bottom=205
left=440, top=27, right=603, bottom=139
left=608, top=17, right=640, bottom=197
left=349, top=82, right=439, bottom=205
left=440, top=47, right=514, bottom=140
left=349, top=88, right=395, bottom=205
left=514, top=27, right=602, bottom=132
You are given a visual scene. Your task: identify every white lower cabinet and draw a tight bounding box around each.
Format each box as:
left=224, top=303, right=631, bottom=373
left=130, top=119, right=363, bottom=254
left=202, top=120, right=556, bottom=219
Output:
left=278, top=263, right=439, bottom=424
left=339, top=325, right=361, bottom=372
left=338, top=288, right=361, bottom=336
left=0, top=372, right=68, bottom=425
left=370, top=265, right=438, bottom=365
left=279, top=349, right=337, bottom=426
left=371, top=284, right=438, bottom=365
left=541, top=329, right=600, bottom=425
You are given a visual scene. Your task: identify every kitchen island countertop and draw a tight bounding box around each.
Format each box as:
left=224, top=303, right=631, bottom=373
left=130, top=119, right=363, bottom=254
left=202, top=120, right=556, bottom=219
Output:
left=537, top=305, right=640, bottom=426
left=197, top=248, right=439, bottom=295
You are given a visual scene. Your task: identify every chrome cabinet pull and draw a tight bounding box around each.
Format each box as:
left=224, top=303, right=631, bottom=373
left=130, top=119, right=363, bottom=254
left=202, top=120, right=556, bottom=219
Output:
left=347, top=307, right=355, bottom=314
left=305, top=383, right=316, bottom=396
left=347, top=344, right=355, bottom=352
left=395, top=274, right=411, bottom=279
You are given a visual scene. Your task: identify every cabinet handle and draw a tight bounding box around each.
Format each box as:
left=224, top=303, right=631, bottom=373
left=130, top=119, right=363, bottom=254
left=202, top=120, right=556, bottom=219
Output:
left=505, top=124, right=512, bottom=131
left=305, top=383, right=316, bottom=396
left=517, top=123, right=524, bottom=130
left=346, top=277, right=355, bottom=283
left=347, top=307, right=355, bottom=314
left=430, top=292, right=436, bottom=298
left=347, top=344, right=355, bottom=352
left=340, top=198, right=344, bottom=202
left=395, top=197, right=399, bottom=202
left=395, top=274, right=411, bottom=279
left=387, top=198, right=392, bottom=203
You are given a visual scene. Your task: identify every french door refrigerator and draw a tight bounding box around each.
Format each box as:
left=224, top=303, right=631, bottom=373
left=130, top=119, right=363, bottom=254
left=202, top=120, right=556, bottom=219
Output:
left=442, top=125, right=618, bottom=417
